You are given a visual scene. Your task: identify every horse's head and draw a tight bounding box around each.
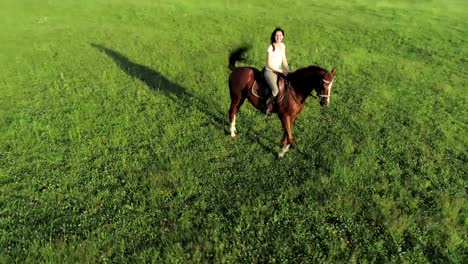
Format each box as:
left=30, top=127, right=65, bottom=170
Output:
left=319, top=67, right=337, bottom=107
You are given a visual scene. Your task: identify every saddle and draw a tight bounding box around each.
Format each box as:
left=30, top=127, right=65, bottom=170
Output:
left=251, top=69, right=288, bottom=104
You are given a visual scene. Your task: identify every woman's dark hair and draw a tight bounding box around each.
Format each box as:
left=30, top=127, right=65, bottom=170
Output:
left=270, top=27, right=285, bottom=51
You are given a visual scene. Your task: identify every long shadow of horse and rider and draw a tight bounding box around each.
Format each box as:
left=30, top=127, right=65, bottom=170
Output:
left=90, top=44, right=225, bottom=129
left=91, top=44, right=336, bottom=158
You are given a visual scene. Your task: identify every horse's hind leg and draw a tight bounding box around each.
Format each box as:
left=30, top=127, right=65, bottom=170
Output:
left=229, top=96, right=245, bottom=138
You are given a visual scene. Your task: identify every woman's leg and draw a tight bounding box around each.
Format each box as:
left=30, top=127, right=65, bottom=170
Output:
left=264, top=70, right=279, bottom=97
left=263, top=70, right=278, bottom=114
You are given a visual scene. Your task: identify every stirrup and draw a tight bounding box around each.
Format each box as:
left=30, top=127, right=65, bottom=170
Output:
left=263, top=103, right=272, bottom=115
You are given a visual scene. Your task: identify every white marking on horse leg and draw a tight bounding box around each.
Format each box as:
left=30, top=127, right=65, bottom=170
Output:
left=278, top=144, right=290, bottom=158
left=230, top=115, right=237, bottom=138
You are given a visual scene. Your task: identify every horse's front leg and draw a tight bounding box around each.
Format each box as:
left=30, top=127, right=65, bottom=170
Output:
left=279, top=115, right=294, bottom=158
left=279, top=134, right=290, bottom=158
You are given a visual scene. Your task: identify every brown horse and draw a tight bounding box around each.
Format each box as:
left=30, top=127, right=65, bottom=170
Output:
left=227, top=47, right=337, bottom=157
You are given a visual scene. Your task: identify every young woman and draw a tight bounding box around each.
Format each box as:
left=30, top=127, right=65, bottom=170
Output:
left=264, top=27, right=289, bottom=114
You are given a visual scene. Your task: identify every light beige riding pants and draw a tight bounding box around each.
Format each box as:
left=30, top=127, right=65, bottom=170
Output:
left=264, top=69, right=279, bottom=97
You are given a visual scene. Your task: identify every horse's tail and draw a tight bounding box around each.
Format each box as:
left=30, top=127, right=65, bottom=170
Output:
left=228, top=46, right=250, bottom=71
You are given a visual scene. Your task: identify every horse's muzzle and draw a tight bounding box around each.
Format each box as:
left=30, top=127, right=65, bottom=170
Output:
left=320, top=101, right=329, bottom=107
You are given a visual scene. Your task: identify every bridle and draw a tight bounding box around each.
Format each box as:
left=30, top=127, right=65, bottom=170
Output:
left=311, top=78, right=332, bottom=99
left=319, top=79, right=331, bottom=98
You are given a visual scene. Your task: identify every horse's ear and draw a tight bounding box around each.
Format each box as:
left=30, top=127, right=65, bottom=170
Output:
left=331, top=67, right=337, bottom=76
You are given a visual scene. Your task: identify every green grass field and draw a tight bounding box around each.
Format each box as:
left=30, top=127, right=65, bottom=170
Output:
left=1, top=0, right=467, bottom=262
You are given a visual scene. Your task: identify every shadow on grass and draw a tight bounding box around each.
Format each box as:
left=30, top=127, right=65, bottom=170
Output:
left=90, top=43, right=189, bottom=101
left=90, top=43, right=275, bottom=154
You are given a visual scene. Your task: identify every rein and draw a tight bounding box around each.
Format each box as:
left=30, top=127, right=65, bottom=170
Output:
left=276, top=76, right=289, bottom=103
left=275, top=74, right=303, bottom=107
left=290, top=87, right=304, bottom=107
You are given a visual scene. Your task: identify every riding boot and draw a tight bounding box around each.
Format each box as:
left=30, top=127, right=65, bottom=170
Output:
left=263, top=95, right=275, bottom=115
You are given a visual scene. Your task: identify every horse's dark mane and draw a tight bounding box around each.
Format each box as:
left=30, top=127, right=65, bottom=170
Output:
left=286, top=66, right=329, bottom=95
left=290, top=65, right=328, bottom=79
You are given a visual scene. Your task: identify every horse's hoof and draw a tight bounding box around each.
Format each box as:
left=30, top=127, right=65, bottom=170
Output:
left=278, top=144, right=290, bottom=158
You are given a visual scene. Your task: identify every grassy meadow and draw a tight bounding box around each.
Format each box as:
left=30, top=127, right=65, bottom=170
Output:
left=1, top=0, right=467, bottom=262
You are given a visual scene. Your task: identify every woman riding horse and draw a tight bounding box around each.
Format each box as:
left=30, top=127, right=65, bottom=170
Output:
left=227, top=46, right=337, bottom=158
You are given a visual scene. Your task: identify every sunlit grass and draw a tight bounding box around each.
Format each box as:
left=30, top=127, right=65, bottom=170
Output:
left=1, top=0, right=467, bottom=262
